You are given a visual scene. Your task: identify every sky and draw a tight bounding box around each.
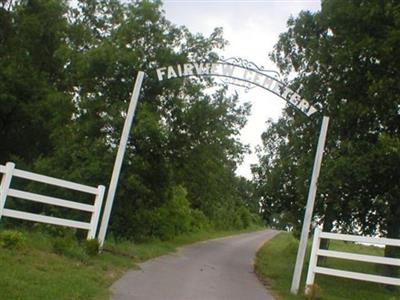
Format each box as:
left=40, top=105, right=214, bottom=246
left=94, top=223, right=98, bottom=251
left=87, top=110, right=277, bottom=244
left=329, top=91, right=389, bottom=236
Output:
left=162, top=0, right=321, bottom=178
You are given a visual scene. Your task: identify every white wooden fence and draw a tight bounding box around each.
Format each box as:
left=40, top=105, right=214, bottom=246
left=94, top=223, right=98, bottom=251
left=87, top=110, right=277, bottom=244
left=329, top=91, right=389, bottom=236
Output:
left=306, top=227, right=400, bottom=292
left=0, top=162, right=105, bottom=239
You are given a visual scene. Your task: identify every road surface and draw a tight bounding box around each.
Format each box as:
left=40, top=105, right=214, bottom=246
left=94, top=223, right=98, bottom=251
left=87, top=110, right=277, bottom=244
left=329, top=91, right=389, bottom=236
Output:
left=111, top=229, right=278, bottom=300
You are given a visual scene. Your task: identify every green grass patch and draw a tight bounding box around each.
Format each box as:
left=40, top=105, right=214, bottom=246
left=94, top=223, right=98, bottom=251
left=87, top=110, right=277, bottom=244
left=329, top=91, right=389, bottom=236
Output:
left=255, top=232, right=399, bottom=300
left=0, top=226, right=262, bottom=300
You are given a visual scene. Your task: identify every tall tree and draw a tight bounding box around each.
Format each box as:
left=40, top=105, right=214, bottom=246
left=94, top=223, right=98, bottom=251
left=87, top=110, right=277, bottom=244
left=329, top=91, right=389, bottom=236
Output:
left=0, top=0, right=254, bottom=239
left=0, top=0, right=72, bottom=164
left=254, top=0, right=400, bottom=269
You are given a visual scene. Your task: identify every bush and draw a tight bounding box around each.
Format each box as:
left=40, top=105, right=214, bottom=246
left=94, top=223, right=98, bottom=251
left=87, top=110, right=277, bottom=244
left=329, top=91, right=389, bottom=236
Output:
left=0, top=230, right=24, bottom=249
left=125, top=186, right=212, bottom=241
left=250, top=213, right=264, bottom=226
left=83, top=239, right=100, bottom=256
left=190, top=209, right=210, bottom=232
left=211, top=204, right=256, bottom=230
left=34, top=223, right=77, bottom=238
left=52, top=236, right=74, bottom=255
left=51, top=235, right=87, bottom=260
left=156, top=186, right=193, bottom=240
left=238, top=206, right=252, bottom=228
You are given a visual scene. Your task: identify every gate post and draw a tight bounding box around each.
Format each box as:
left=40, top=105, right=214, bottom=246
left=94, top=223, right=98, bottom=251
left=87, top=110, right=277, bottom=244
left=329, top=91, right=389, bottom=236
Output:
left=98, top=71, right=145, bottom=247
left=291, top=116, right=329, bottom=294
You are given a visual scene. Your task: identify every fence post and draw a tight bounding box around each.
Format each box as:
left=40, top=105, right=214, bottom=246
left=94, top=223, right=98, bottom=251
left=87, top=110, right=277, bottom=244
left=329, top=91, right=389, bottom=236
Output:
left=305, top=227, right=322, bottom=295
left=87, top=185, right=105, bottom=239
left=0, top=162, right=15, bottom=220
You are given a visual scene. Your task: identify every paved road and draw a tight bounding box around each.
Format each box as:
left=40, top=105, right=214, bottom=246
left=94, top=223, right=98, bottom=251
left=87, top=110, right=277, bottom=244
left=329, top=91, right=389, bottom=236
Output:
left=111, top=229, right=278, bottom=300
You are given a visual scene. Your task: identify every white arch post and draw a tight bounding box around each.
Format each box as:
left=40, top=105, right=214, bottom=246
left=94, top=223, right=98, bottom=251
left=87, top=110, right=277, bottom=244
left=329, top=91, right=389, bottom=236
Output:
left=290, top=116, right=330, bottom=294
left=97, top=71, right=145, bottom=247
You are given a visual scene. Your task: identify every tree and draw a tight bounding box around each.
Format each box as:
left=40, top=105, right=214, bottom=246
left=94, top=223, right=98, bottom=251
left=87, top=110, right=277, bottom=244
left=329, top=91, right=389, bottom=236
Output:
left=0, top=0, right=72, bottom=164
left=255, top=0, right=400, bottom=272
left=0, top=0, right=257, bottom=239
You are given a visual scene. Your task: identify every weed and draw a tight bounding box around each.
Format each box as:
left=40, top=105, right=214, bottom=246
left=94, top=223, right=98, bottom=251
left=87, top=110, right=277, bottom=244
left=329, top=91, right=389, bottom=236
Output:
left=0, top=229, right=24, bottom=249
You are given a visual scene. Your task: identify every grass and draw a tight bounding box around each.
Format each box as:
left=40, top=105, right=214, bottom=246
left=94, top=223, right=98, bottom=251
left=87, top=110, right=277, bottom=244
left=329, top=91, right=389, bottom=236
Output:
left=0, top=226, right=263, bottom=300
left=255, top=232, right=400, bottom=300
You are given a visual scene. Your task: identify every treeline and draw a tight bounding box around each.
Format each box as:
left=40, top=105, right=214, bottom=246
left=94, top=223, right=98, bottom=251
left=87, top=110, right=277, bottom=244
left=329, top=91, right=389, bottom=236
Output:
left=253, top=0, right=400, bottom=274
left=0, top=0, right=261, bottom=241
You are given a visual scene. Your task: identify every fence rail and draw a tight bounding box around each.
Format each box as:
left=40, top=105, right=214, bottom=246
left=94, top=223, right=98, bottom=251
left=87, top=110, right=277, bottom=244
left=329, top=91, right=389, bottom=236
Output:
left=305, top=228, right=400, bottom=293
left=0, top=162, right=105, bottom=239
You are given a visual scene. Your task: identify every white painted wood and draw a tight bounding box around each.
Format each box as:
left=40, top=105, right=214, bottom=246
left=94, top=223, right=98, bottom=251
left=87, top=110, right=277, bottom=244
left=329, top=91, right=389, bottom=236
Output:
left=87, top=185, right=105, bottom=239
left=0, top=162, right=15, bottom=220
left=305, top=227, right=322, bottom=289
left=315, top=266, right=400, bottom=286
left=8, top=189, right=95, bottom=212
left=0, top=162, right=105, bottom=240
left=13, top=169, right=98, bottom=194
left=305, top=228, right=400, bottom=290
left=317, top=249, right=400, bottom=267
left=320, top=231, right=400, bottom=247
left=291, top=116, right=330, bottom=294
left=2, top=208, right=91, bottom=230
left=98, top=71, right=145, bottom=248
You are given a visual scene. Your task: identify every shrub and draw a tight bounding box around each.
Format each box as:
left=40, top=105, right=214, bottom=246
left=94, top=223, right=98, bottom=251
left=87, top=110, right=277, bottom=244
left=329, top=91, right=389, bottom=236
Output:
left=251, top=213, right=264, bottom=226
left=34, top=223, right=76, bottom=238
left=0, top=230, right=24, bottom=249
left=51, top=235, right=87, bottom=261
left=156, top=186, right=193, bottom=240
left=190, top=209, right=210, bottom=232
left=238, top=206, right=252, bottom=228
left=52, top=236, right=74, bottom=255
left=83, top=239, right=100, bottom=256
left=210, top=204, right=233, bottom=230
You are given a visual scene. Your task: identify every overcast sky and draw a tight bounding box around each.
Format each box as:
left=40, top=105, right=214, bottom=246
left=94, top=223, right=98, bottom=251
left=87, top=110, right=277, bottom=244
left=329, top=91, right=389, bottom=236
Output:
left=162, top=0, right=321, bottom=178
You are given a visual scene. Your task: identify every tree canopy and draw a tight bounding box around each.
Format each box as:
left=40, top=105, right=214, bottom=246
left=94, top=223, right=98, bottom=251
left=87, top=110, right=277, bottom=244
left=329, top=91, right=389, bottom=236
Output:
left=0, top=0, right=261, bottom=241
left=254, top=0, right=400, bottom=268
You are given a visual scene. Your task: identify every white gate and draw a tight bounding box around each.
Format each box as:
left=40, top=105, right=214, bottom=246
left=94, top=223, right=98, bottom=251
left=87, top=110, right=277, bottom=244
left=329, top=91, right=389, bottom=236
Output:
left=0, top=162, right=105, bottom=239
left=306, top=227, right=400, bottom=292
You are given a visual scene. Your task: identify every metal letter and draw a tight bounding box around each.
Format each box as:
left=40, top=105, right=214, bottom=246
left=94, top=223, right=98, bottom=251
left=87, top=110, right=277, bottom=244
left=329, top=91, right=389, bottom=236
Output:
left=156, top=67, right=166, bottom=81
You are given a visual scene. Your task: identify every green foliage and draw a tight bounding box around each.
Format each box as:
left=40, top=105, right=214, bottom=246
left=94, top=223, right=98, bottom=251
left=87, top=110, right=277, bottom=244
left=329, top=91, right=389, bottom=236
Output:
left=33, top=223, right=77, bottom=238
left=211, top=203, right=256, bottom=231
left=49, top=229, right=88, bottom=260
left=0, top=229, right=135, bottom=300
left=0, top=0, right=72, bottom=164
left=0, top=229, right=24, bottom=249
left=51, top=235, right=86, bottom=260
left=237, top=206, right=252, bottom=228
left=0, top=0, right=262, bottom=242
left=52, top=236, right=73, bottom=255
left=255, top=0, right=400, bottom=257
left=83, top=239, right=100, bottom=256
left=154, top=186, right=193, bottom=240
left=190, top=209, right=210, bottom=232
